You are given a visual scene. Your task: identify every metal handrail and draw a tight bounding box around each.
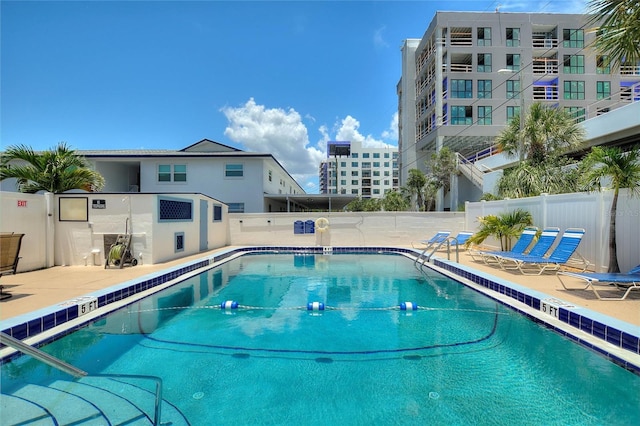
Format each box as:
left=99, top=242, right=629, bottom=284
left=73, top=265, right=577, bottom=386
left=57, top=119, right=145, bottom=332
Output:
left=0, top=331, right=163, bottom=425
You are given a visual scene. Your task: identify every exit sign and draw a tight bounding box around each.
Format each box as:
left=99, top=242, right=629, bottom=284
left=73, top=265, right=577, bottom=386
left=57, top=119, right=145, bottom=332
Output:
left=17, top=200, right=27, bottom=207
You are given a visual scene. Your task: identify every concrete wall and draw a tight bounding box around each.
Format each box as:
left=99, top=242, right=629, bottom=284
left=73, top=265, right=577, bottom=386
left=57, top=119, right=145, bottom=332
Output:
left=228, top=212, right=466, bottom=247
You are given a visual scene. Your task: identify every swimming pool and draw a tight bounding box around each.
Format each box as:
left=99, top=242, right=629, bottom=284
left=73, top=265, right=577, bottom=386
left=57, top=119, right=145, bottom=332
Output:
left=2, top=252, right=639, bottom=425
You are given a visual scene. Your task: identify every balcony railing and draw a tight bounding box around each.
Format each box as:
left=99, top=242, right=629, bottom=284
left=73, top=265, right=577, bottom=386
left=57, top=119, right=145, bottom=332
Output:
left=532, top=59, right=559, bottom=74
left=532, top=38, right=558, bottom=48
left=533, top=86, right=559, bottom=100
left=620, top=65, right=640, bottom=75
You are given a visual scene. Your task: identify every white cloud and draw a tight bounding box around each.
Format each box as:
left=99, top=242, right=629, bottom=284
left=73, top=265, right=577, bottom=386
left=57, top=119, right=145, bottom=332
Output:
left=381, top=111, right=398, bottom=141
left=334, top=115, right=396, bottom=149
left=221, top=98, right=324, bottom=187
left=373, top=25, right=389, bottom=49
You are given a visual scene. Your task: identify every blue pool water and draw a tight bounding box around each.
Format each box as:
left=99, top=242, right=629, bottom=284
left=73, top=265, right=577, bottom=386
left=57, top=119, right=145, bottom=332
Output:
left=2, top=253, right=639, bottom=425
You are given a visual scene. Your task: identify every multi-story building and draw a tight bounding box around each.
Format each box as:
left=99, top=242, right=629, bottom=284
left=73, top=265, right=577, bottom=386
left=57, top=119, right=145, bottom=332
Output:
left=398, top=11, right=640, bottom=207
left=319, top=141, right=399, bottom=198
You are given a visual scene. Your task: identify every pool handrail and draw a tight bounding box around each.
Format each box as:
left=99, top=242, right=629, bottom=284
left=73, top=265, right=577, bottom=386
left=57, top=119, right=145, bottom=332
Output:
left=0, top=331, right=164, bottom=425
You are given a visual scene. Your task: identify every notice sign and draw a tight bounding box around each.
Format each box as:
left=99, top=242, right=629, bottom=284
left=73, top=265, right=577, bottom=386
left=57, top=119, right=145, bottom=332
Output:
left=92, top=199, right=106, bottom=209
left=17, top=200, right=27, bottom=207
left=540, top=298, right=575, bottom=319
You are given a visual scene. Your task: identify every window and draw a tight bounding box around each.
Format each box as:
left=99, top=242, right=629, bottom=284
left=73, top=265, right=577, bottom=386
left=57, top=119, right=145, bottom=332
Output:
left=174, top=232, right=185, bottom=253
left=373, top=180, right=380, bottom=186
left=227, top=203, right=245, bottom=213
left=158, top=164, right=187, bottom=182
left=564, top=106, right=586, bottom=123
left=477, top=53, right=492, bottom=72
left=477, top=80, right=492, bottom=98
left=477, top=27, right=491, bottom=46
left=373, top=170, right=380, bottom=176
left=352, top=153, right=358, bottom=158
left=564, top=80, right=585, bottom=100
left=563, top=55, right=584, bottom=74
left=507, top=106, right=521, bottom=122
left=351, top=161, right=358, bottom=167
left=451, top=79, right=472, bottom=98
left=340, top=179, right=347, bottom=186
left=351, top=171, right=359, bottom=176
left=596, top=81, right=611, bottom=100
left=506, top=80, right=520, bottom=99
left=477, top=106, right=492, bottom=125
left=351, top=189, right=359, bottom=195
left=373, top=161, right=380, bottom=167
left=340, top=170, right=347, bottom=176
left=506, top=54, right=520, bottom=71
left=225, top=164, right=243, bottom=177
left=373, top=153, right=380, bottom=158
left=159, top=197, right=193, bottom=221
left=362, top=153, right=370, bottom=158
left=351, top=179, right=358, bottom=185
left=563, top=29, right=584, bottom=48
left=384, top=153, right=390, bottom=158
left=340, top=161, right=347, bottom=167
left=213, top=205, right=222, bottom=221
left=384, top=162, right=390, bottom=167
left=506, top=28, right=520, bottom=47
left=268, top=170, right=272, bottom=182
left=451, top=106, right=473, bottom=125
left=597, top=56, right=611, bottom=74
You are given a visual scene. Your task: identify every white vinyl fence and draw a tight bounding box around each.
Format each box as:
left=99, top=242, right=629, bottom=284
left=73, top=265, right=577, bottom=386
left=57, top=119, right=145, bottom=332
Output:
left=464, top=189, right=640, bottom=272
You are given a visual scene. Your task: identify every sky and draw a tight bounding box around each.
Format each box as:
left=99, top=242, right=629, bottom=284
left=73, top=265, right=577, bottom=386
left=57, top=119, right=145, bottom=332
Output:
left=1, top=0, right=590, bottom=193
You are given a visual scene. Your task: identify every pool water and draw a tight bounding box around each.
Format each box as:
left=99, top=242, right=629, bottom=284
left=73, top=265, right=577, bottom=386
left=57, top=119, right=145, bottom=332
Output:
left=2, top=253, right=639, bottom=425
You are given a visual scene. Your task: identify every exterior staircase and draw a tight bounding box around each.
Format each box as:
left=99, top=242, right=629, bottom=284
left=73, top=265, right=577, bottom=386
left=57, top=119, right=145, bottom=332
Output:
left=456, top=152, right=485, bottom=190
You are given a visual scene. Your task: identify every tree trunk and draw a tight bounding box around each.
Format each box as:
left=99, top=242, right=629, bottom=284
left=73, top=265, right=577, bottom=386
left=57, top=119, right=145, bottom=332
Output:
left=608, top=190, right=620, bottom=273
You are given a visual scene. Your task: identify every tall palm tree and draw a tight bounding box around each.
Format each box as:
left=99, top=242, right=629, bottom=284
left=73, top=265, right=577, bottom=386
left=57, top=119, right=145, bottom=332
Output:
left=496, top=102, right=585, bottom=165
left=587, top=0, right=640, bottom=70
left=580, top=146, right=640, bottom=272
left=0, top=143, right=105, bottom=193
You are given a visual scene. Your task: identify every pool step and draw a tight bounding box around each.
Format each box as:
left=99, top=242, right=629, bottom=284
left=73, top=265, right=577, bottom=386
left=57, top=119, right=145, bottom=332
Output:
left=0, top=377, right=189, bottom=425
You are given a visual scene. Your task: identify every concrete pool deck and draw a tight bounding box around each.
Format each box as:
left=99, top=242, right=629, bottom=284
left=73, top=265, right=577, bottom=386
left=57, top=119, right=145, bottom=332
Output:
left=0, top=247, right=638, bottom=327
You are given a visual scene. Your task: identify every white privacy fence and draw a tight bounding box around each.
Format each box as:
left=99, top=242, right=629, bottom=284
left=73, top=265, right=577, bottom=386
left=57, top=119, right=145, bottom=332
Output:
left=464, top=189, right=640, bottom=272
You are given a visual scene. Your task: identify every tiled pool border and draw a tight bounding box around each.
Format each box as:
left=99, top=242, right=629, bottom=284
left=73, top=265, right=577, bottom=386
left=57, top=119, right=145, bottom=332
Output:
left=1, top=246, right=638, bottom=374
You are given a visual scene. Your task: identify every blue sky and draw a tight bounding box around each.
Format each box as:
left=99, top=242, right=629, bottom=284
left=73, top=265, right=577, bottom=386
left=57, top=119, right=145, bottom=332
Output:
left=1, top=0, right=589, bottom=192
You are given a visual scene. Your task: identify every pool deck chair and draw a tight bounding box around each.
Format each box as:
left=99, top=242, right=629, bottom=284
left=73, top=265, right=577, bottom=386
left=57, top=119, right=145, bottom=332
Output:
left=490, top=226, right=560, bottom=268
left=447, top=231, right=474, bottom=248
left=469, top=226, right=539, bottom=264
left=411, top=231, right=450, bottom=250
left=496, top=228, right=587, bottom=275
left=557, top=265, right=640, bottom=300
left=0, top=232, right=25, bottom=300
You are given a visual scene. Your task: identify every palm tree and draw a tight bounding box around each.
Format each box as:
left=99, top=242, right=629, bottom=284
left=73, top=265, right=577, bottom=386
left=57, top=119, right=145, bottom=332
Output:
left=579, top=146, right=640, bottom=272
left=496, top=102, right=585, bottom=165
left=0, top=143, right=105, bottom=193
left=404, top=168, right=427, bottom=211
left=382, top=189, right=409, bottom=211
left=587, top=0, right=640, bottom=70
left=497, top=158, right=580, bottom=198
left=466, top=209, right=534, bottom=251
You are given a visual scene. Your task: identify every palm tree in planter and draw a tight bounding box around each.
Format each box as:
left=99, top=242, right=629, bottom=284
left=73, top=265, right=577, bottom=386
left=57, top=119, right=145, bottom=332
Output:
left=466, top=209, right=534, bottom=251
left=0, top=143, right=105, bottom=193
left=580, top=146, right=640, bottom=273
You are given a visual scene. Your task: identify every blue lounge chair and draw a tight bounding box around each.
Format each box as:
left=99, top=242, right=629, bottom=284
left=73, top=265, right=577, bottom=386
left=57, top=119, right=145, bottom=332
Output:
left=446, top=231, right=474, bottom=248
left=489, top=226, right=560, bottom=267
left=411, top=231, right=450, bottom=250
left=496, top=228, right=587, bottom=275
left=469, top=226, right=539, bottom=264
left=557, top=265, right=640, bottom=300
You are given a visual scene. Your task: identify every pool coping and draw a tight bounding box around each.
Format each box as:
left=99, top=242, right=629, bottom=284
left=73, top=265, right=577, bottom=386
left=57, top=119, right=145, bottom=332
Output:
left=1, top=246, right=639, bottom=374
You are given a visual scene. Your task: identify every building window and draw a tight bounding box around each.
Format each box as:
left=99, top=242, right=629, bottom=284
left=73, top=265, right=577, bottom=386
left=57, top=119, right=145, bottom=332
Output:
left=158, top=164, right=186, bottom=182
left=362, top=153, right=370, bottom=158
left=227, top=203, right=245, bottom=213
left=506, top=80, right=521, bottom=99
left=340, top=161, right=347, bottom=167
left=373, top=153, right=380, bottom=158
left=451, top=79, right=473, bottom=98
left=506, top=28, right=520, bottom=47
left=564, top=80, right=585, bottom=100
left=563, top=55, right=584, bottom=74
left=351, top=171, right=359, bottom=176
left=352, top=153, right=358, bottom=158
left=268, top=170, right=272, bottom=182
left=384, top=153, right=390, bottom=158
left=373, top=170, right=380, bottom=176
left=351, top=179, right=358, bottom=185
left=563, top=29, right=584, bottom=48
left=351, top=161, right=358, bottom=167
left=373, top=161, right=380, bottom=167
left=225, top=163, right=243, bottom=177
left=451, top=106, right=473, bottom=125
left=159, top=197, right=193, bottom=221
left=597, top=56, right=611, bottom=74
left=507, top=106, right=520, bottom=122
left=477, top=27, right=491, bottom=46
left=213, top=205, right=222, bottom=221
left=351, top=189, right=359, bottom=195
left=596, top=81, right=611, bottom=100
left=564, top=107, right=586, bottom=123
left=477, top=80, right=492, bottom=98
left=477, top=53, right=492, bottom=72
left=340, top=170, right=347, bottom=177
left=477, top=106, right=492, bottom=125
left=506, top=54, right=520, bottom=71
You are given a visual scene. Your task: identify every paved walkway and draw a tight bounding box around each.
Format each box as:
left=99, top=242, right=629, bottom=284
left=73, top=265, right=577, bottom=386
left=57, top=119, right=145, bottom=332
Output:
left=1, top=248, right=638, bottom=326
